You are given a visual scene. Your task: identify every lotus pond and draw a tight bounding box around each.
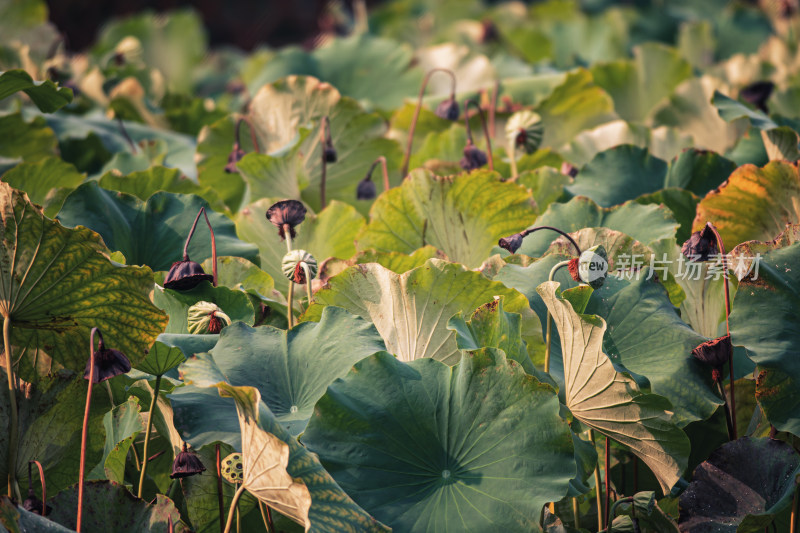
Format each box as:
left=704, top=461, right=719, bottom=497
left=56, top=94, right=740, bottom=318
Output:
left=2, top=0, right=800, bottom=531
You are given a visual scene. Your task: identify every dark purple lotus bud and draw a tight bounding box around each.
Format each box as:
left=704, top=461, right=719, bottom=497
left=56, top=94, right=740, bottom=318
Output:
left=224, top=143, right=246, bottom=174
left=170, top=443, right=206, bottom=479
left=164, top=260, right=213, bottom=291
left=22, top=489, right=52, bottom=516
left=435, top=98, right=460, bottom=121
left=323, top=141, right=337, bottom=163
left=682, top=223, right=719, bottom=262
left=267, top=200, right=307, bottom=241
left=480, top=19, right=499, bottom=43
left=560, top=162, right=578, bottom=177
left=498, top=232, right=524, bottom=253
left=84, top=340, right=131, bottom=384
left=357, top=175, right=376, bottom=200
left=460, top=141, right=488, bottom=171
left=739, top=81, right=774, bottom=113
left=692, top=335, right=732, bottom=380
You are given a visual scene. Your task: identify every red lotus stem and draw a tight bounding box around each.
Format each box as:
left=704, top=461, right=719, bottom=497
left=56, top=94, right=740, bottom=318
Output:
left=235, top=117, right=261, bottom=154
left=77, top=327, right=102, bottom=532
left=201, top=209, right=217, bottom=286
left=489, top=80, right=499, bottom=138
left=30, top=460, right=46, bottom=516
left=400, top=68, right=457, bottom=177
left=368, top=157, right=391, bottom=192
left=463, top=99, right=494, bottom=171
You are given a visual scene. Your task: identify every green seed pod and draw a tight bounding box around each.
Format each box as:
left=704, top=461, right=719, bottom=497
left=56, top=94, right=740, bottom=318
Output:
left=220, top=452, right=244, bottom=483
left=505, top=110, right=544, bottom=155
left=282, top=249, right=318, bottom=284
left=187, top=301, right=231, bottom=334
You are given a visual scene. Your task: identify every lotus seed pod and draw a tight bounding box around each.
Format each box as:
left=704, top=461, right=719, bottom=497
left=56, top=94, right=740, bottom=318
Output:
left=282, top=249, right=318, bottom=284
left=505, top=110, right=544, bottom=155
left=187, top=301, right=231, bottom=334
left=577, top=245, right=608, bottom=289
left=221, top=452, right=244, bottom=483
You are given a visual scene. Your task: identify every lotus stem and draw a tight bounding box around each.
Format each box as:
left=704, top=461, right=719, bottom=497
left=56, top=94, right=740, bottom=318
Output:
left=489, top=80, right=498, bottom=139
left=605, top=437, right=611, bottom=528
left=544, top=260, right=571, bottom=374
left=283, top=224, right=293, bottom=254
left=463, top=99, right=494, bottom=171
left=235, top=117, right=261, bottom=154
left=216, top=444, right=224, bottom=533
left=590, top=429, right=603, bottom=533
left=371, top=156, right=391, bottom=192
left=77, top=327, right=102, bottom=532
left=3, top=315, right=20, bottom=501
left=287, top=281, right=295, bottom=329
left=401, top=68, right=457, bottom=177
left=183, top=208, right=204, bottom=262
left=301, top=262, right=314, bottom=303
left=320, top=116, right=331, bottom=209
left=201, top=209, right=218, bottom=287
left=716, top=379, right=735, bottom=441
left=116, top=117, right=137, bottom=153
left=29, top=460, right=46, bottom=516
left=608, top=496, right=634, bottom=525
left=519, top=227, right=582, bottom=257
left=222, top=483, right=247, bottom=533
left=509, top=142, right=519, bottom=181
left=633, top=456, right=639, bottom=493
left=137, top=374, right=162, bottom=498
left=791, top=481, right=798, bottom=533
left=572, top=497, right=580, bottom=529
left=707, top=223, right=736, bottom=439
left=259, top=501, right=276, bottom=533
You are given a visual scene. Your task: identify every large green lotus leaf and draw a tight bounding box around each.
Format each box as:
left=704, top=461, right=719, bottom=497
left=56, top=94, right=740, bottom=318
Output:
left=568, top=145, right=668, bottom=207
left=236, top=198, right=364, bottom=292
left=635, top=188, right=700, bottom=244
left=583, top=274, right=720, bottom=427
left=37, top=112, right=196, bottom=180
left=302, top=349, right=576, bottom=532
left=590, top=43, right=692, bottom=123
left=97, top=165, right=221, bottom=207
left=176, top=306, right=385, bottom=437
left=535, top=69, right=616, bottom=148
left=92, top=9, right=206, bottom=93
left=153, top=281, right=255, bottom=334
left=516, top=167, right=572, bottom=215
left=679, top=437, right=800, bottom=532
left=0, top=157, right=84, bottom=217
left=653, top=76, right=747, bottom=154
left=407, top=123, right=467, bottom=173
left=663, top=148, right=737, bottom=197
left=0, top=69, right=72, bottom=113
left=195, top=115, right=252, bottom=212
left=0, top=500, right=75, bottom=532
left=729, top=242, right=800, bottom=434
left=537, top=281, right=690, bottom=494
left=357, top=169, right=536, bottom=268
left=692, top=161, right=800, bottom=250
left=48, top=481, right=187, bottom=532
left=347, top=247, right=447, bottom=275
left=510, top=196, right=678, bottom=258
left=87, top=397, right=143, bottom=483
left=135, top=341, right=185, bottom=377
left=0, top=372, right=113, bottom=499
left=57, top=182, right=258, bottom=271
left=200, top=256, right=275, bottom=299
left=0, top=113, right=57, bottom=162
left=545, top=228, right=654, bottom=275
left=303, top=259, right=541, bottom=365
left=711, top=90, right=779, bottom=131
left=0, top=182, right=166, bottom=377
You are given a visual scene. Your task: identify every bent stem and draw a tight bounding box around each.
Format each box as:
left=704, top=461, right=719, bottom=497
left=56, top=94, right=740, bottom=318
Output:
left=137, top=374, right=162, bottom=498
left=401, top=68, right=457, bottom=177
left=707, top=223, right=736, bottom=439
left=3, top=315, right=20, bottom=501
left=320, top=116, right=332, bottom=209
left=287, top=281, right=295, bottom=329
left=301, top=262, right=314, bottom=304
left=201, top=209, right=218, bottom=286
left=464, top=99, right=494, bottom=171
left=77, top=327, right=101, bottom=532
left=544, top=260, right=571, bottom=374
left=515, top=226, right=582, bottom=257
left=222, top=483, right=247, bottom=533
left=370, top=156, right=391, bottom=192
left=29, top=460, right=46, bottom=516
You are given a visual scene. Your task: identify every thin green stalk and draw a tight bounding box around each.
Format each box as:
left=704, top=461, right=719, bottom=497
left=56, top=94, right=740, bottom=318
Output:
left=167, top=478, right=179, bottom=502
left=590, top=429, right=603, bottom=532
left=287, top=281, right=294, bottom=329
left=572, top=497, right=580, bottom=529
left=77, top=328, right=101, bottom=532
left=508, top=142, right=519, bottom=180
left=544, top=260, right=570, bottom=374
left=3, top=314, right=20, bottom=501
left=259, top=501, right=275, bottom=533
left=223, top=484, right=247, bottom=533
left=137, top=374, right=162, bottom=498
left=216, top=444, right=224, bottom=533
left=284, top=225, right=293, bottom=253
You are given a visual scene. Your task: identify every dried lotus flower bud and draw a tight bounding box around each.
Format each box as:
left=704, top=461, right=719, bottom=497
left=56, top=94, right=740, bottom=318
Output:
left=187, top=301, right=231, bottom=334
left=282, top=250, right=318, bottom=284
left=435, top=97, right=460, bottom=121
left=505, top=110, right=544, bottom=155
left=170, top=443, right=206, bottom=479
